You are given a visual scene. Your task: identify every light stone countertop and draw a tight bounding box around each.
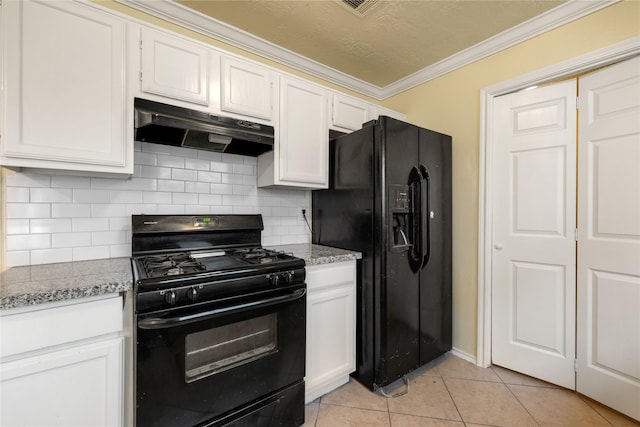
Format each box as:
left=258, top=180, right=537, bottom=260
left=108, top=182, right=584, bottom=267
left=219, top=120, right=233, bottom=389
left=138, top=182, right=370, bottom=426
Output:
left=270, top=244, right=361, bottom=266
left=0, top=245, right=359, bottom=310
left=0, top=258, right=133, bottom=310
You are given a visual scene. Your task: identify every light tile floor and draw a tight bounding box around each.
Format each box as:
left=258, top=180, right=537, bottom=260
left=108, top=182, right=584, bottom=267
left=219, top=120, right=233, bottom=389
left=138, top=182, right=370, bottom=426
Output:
left=304, top=353, right=639, bottom=427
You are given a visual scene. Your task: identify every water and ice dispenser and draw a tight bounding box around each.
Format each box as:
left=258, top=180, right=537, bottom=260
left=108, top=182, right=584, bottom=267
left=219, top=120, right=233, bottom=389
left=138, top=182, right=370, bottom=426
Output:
left=389, top=184, right=412, bottom=252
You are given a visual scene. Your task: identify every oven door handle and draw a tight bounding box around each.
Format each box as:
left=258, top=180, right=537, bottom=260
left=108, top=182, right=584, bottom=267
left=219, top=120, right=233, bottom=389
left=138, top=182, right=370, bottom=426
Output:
left=138, top=288, right=306, bottom=330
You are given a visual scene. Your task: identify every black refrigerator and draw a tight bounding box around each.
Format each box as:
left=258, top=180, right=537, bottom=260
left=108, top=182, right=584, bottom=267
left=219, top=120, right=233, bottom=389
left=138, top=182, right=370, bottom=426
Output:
left=312, top=116, right=452, bottom=391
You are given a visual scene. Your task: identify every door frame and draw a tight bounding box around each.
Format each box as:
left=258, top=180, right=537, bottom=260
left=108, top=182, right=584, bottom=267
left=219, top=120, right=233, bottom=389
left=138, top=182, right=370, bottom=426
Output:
left=476, top=36, right=640, bottom=368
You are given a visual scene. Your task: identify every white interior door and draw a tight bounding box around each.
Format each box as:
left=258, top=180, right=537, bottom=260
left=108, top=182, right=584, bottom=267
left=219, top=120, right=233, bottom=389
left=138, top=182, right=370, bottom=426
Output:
left=577, top=56, right=640, bottom=421
left=492, top=79, right=577, bottom=389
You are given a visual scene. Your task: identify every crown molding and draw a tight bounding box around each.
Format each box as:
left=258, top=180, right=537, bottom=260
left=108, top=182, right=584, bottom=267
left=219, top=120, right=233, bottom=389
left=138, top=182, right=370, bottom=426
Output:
left=116, top=0, right=619, bottom=100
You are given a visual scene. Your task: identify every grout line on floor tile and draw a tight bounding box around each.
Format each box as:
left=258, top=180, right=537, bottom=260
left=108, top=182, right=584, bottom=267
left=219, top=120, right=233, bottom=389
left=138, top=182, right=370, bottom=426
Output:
left=503, top=383, right=542, bottom=427
left=440, top=373, right=466, bottom=425
left=318, top=401, right=390, bottom=413
left=575, top=393, right=620, bottom=427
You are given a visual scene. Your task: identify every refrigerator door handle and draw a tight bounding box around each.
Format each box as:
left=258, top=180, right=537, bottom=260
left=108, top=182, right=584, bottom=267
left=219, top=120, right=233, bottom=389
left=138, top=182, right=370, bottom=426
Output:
left=420, top=165, right=431, bottom=267
left=407, top=166, right=423, bottom=272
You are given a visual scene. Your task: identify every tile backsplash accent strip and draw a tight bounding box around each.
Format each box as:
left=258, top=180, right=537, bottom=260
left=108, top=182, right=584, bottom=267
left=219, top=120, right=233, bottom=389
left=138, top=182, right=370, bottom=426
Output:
left=3, top=142, right=311, bottom=267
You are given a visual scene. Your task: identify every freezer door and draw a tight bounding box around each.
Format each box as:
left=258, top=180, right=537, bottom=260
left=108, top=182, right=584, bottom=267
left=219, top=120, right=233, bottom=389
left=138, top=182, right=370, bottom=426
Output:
left=376, top=117, right=421, bottom=387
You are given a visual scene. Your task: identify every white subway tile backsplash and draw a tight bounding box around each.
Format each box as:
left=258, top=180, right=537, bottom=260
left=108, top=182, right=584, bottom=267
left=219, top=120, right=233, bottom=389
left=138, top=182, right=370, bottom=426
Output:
left=110, top=244, right=130, bottom=258
left=125, top=178, right=158, bottom=191
left=73, top=246, right=109, bottom=261
left=5, top=187, right=30, bottom=202
left=198, top=194, right=222, bottom=206
left=233, top=164, right=254, bottom=175
left=7, top=203, right=51, bottom=219
left=5, top=172, right=51, bottom=187
left=171, top=168, right=197, bottom=182
left=31, top=248, right=73, bottom=265
left=6, top=219, right=30, bottom=235
left=135, top=151, right=158, bottom=166
left=52, top=232, right=91, bottom=248
left=221, top=174, right=243, bottom=185
left=92, top=231, right=127, bottom=246
left=210, top=161, right=233, bottom=173
left=110, top=191, right=144, bottom=204
left=172, top=193, right=199, bottom=205
left=3, top=142, right=311, bottom=266
left=73, top=218, right=110, bottom=232
left=30, top=188, right=73, bottom=203
left=6, top=251, right=30, bottom=267
left=210, top=183, right=233, bottom=195
left=186, top=182, right=210, bottom=194
left=74, top=189, right=110, bottom=203
left=143, top=192, right=172, bottom=204
left=197, top=171, right=222, bottom=183
left=109, top=217, right=131, bottom=231
left=157, top=154, right=185, bottom=168
left=197, top=150, right=222, bottom=161
left=7, top=234, right=51, bottom=251
left=142, top=166, right=172, bottom=179
left=126, top=204, right=158, bottom=216
left=157, top=180, right=185, bottom=192
left=52, top=175, right=91, bottom=189
left=91, top=177, right=127, bottom=190
left=91, top=204, right=127, bottom=218
left=30, top=218, right=72, bottom=234
left=157, top=204, right=186, bottom=214
left=185, top=158, right=210, bottom=171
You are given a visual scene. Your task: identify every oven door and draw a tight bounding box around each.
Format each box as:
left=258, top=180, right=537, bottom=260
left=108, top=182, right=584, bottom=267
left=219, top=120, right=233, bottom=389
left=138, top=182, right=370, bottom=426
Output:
left=135, top=285, right=306, bottom=427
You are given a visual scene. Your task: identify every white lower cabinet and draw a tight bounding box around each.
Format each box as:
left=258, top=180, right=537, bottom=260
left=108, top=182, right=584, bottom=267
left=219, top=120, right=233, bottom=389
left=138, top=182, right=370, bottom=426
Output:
left=305, top=261, right=356, bottom=403
left=0, top=295, right=124, bottom=426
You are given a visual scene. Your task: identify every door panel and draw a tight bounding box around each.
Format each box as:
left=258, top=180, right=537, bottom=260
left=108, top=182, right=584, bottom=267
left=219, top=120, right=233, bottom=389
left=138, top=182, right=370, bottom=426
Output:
left=492, top=79, right=577, bottom=389
left=577, top=56, right=640, bottom=421
left=379, top=117, right=420, bottom=387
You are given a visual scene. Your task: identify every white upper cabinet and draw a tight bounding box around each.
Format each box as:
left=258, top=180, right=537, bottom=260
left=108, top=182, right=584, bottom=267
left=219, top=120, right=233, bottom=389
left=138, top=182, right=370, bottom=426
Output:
left=220, top=56, right=274, bottom=121
left=140, top=28, right=209, bottom=106
left=330, top=92, right=372, bottom=132
left=258, top=76, right=328, bottom=188
left=1, top=0, right=132, bottom=175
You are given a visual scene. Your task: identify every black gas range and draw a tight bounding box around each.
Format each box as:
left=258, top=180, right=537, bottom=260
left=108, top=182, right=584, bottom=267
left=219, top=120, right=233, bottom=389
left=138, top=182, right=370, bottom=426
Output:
left=131, top=214, right=306, bottom=427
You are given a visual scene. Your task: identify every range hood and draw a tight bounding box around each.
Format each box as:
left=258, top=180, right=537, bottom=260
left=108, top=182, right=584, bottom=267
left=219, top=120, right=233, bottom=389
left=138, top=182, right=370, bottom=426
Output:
left=134, top=98, right=274, bottom=156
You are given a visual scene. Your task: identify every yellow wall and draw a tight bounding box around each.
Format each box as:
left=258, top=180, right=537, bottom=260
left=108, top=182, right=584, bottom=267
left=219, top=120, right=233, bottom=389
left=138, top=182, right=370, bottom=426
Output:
left=98, top=0, right=639, bottom=358
left=383, top=1, right=640, bottom=356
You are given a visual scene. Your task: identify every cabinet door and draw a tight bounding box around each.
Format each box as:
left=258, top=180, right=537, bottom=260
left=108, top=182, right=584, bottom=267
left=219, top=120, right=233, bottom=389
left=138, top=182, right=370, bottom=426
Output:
left=331, top=92, right=371, bottom=131
left=1, top=0, right=130, bottom=173
left=305, top=261, right=356, bottom=402
left=279, top=76, right=328, bottom=187
left=140, top=28, right=209, bottom=105
left=221, top=56, right=274, bottom=121
left=306, top=285, right=355, bottom=402
left=1, top=337, right=123, bottom=426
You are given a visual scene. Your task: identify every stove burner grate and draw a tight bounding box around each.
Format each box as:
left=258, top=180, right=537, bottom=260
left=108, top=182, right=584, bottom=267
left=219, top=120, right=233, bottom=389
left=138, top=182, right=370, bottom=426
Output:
left=142, top=253, right=206, bottom=277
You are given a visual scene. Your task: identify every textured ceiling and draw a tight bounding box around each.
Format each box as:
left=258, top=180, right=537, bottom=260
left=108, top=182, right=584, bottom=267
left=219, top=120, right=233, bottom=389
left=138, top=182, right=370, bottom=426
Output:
left=175, top=0, right=565, bottom=87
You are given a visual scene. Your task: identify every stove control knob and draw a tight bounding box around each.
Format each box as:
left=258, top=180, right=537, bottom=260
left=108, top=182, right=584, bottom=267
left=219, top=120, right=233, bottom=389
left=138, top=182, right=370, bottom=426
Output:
left=165, top=290, right=177, bottom=305
left=187, top=287, right=199, bottom=302
left=283, top=271, right=294, bottom=284
left=269, top=274, right=280, bottom=287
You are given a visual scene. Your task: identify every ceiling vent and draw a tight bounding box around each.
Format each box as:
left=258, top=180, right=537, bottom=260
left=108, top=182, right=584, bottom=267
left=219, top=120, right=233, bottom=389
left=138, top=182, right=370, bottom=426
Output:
left=340, top=0, right=380, bottom=16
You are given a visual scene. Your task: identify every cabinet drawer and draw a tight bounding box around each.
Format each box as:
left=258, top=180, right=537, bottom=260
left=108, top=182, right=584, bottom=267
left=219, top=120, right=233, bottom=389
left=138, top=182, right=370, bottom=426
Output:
left=306, top=261, right=356, bottom=292
left=0, top=296, right=123, bottom=359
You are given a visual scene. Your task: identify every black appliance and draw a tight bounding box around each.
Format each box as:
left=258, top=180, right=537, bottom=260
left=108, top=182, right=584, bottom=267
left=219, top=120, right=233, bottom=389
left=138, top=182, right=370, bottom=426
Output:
left=134, top=98, right=275, bottom=156
left=131, top=214, right=306, bottom=427
left=312, top=116, right=452, bottom=391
